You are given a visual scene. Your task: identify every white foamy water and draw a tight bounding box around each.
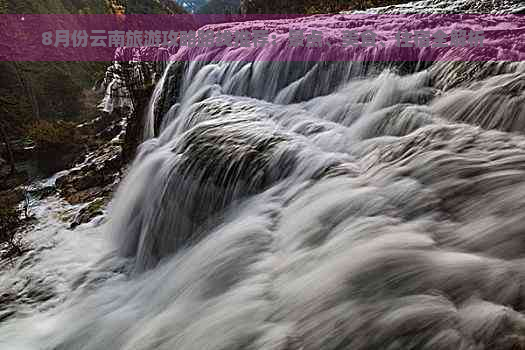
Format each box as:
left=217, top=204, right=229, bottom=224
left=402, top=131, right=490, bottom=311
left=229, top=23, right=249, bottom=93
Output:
left=2, top=8, right=525, bottom=350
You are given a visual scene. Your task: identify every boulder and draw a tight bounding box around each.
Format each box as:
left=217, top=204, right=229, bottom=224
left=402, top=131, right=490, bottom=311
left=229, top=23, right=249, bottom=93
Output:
left=28, top=186, right=56, bottom=200
left=64, top=186, right=105, bottom=205
left=56, top=144, right=122, bottom=205
left=70, top=197, right=107, bottom=229
left=0, top=171, right=29, bottom=191
left=0, top=188, right=24, bottom=207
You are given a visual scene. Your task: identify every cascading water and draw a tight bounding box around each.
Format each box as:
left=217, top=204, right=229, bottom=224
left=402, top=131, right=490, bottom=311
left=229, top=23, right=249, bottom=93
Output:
left=2, top=9, right=525, bottom=350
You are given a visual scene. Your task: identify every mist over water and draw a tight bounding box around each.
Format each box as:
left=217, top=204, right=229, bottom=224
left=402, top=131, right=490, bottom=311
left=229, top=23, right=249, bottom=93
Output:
left=3, top=15, right=525, bottom=350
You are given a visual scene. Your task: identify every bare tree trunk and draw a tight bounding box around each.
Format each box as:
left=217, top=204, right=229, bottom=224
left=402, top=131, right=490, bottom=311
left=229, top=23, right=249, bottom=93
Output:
left=0, top=122, right=16, bottom=176
left=13, top=62, right=40, bottom=120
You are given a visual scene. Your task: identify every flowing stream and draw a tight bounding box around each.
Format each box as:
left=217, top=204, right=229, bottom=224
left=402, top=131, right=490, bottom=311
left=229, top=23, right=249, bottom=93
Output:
left=2, top=10, right=525, bottom=350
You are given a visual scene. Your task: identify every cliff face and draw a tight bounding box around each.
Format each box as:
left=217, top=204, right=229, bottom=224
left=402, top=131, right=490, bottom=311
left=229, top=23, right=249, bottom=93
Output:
left=0, top=0, right=185, bottom=182
left=0, top=0, right=184, bottom=131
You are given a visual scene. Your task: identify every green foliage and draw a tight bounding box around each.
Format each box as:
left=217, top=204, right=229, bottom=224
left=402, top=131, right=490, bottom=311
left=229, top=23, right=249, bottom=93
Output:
left=0, top=0, right=7, bottom=13
left=28, top=119, right=86, bottom=174
left=0, top=0, right=184, bottom=137
left=196, top=0, right=240, bottom=14
left=6, top=0, right=105, bottom=13
left=4, top=0, right=185, bottom=14
left=0, top=61, right=108, bottom=138
left=125, top=0, right=186, bottom=14
left=28, top=120, right=79, bottom=149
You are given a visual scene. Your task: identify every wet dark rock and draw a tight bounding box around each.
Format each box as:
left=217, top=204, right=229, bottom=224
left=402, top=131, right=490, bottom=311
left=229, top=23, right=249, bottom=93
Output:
left=0, top=309, right=16, bottom=323
left=155, top=61, right=186, bottom=135
left=70, top=197, right=107, bottom=229
left=98, top=122, right=122, bottom=142
left=122, top=92, right=151, bottom=163
left=31, top=133, right=86, bottom=176
left=0, top=188, right=26, bottom=260
left=58, top=170, right=105, bottom=193
left=56, top=144, right=123, bottom=205
left=61, top=183, right=108, bottom=206
left=0, top=188, right=25, bottom=207
left=0, top=140, right=34, bottom=164
left=0, top=171, right=29, bottom=191
left=77, top=110, right=124, bottom=143
left=28, top=186, right=56, bottom=200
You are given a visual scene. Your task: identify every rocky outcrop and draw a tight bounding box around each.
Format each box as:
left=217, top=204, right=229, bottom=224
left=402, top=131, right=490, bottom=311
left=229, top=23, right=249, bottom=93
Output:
left=241, top=0, right=525, bottom=15
left=77, top=110, right=124, bottom=142
left=240, top=0, right=412, bottom=14
left=10, top=61, right=160, bottom=230
left=346, top=0, right=525, bottom=13
left=56, top=143, right=123, bottom=205
left=27, top=186, right=55, bottom=200
left=0, top=187, right=26, bottom=258
left=0, top=171, right=28, bottom=191
left=99, top=59, right=164, bottom=160
left=70, top=197, right=107, bottom=229
left=0, top=187, right=24, bottom=207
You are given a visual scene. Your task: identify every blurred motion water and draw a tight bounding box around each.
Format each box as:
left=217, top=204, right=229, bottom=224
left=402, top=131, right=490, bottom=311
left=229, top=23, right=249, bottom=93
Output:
left=2, top=11, right=525, bottom=350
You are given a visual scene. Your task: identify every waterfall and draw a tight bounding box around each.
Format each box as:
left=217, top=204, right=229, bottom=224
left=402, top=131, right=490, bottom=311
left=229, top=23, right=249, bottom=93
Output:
left=2, top=10, right=525, bottom=350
